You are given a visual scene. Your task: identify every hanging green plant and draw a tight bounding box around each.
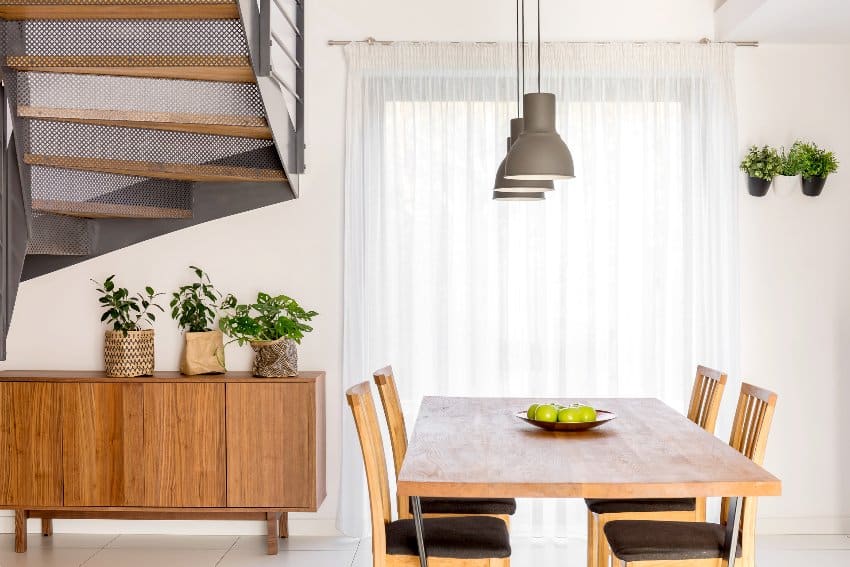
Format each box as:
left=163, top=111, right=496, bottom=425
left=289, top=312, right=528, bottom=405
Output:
left=787, top=141, right=839, bottom=197
left=739, top=145, right=782, bottom=197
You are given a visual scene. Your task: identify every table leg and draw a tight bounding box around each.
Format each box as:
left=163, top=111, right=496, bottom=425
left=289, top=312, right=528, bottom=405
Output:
left=722, top=497, right=743, bottom=567
left=411, top=496, right=428, bottom=567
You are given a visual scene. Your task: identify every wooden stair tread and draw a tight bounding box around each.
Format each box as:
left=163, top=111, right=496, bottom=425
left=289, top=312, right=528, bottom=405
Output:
left=32, top=199, right=192, bottom=220
left=0, top=4, right=238, bottom=19
left=8, top=56, right=254, bottom=83
left=19, top=106, right=273, bottom=140
left=25, top=154, right=287, bottom=183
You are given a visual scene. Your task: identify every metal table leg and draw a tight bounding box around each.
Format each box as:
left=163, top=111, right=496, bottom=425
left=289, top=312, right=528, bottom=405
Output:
left=722, top=496, right=743, bottom=567
left=411, top=496, right=428, bottom=567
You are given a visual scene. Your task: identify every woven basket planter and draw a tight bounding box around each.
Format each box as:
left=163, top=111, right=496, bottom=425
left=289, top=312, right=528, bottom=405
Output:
left=104, top=329, right=155, bottom=377
left=250, top=337, right=298, bottom=377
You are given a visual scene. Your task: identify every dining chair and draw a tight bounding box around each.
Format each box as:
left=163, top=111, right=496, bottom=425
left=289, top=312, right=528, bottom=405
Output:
left=373, top=365, right=517, bottom=524
left=347, top=381, right=511, bottom=567
left=603, top=382, right=778, bottom=567
left=586, top=365, right=728, bottom=567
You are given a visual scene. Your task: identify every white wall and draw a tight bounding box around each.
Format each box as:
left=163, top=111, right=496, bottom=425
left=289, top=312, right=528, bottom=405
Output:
left=736, top=44, right=850, bottom=534
left=2, top=0, right=847, bottom=537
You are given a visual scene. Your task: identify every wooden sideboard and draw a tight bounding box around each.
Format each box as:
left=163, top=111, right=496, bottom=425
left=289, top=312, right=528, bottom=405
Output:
left=0, top=371, right=326, bottom=555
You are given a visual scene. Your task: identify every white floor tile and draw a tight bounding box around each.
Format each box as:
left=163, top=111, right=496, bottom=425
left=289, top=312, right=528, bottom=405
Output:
left=0, top=547, right=100, bottom=567
left=0, top=535, right=115, bottom=550
left=81, top=548, right=225, bottom=567
left=218, top=547, right=356, bottom=567
left=105, top=534, right=237, bottom=550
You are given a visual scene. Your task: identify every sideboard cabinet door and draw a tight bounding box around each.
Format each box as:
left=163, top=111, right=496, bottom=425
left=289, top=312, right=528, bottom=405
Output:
left=226, top=382, right=322, bottom=509
left=143, top=383, right=226, bottom=507
left=62, top=383, right=145, bottom=506
left=0, top=383, right=62, bottom=506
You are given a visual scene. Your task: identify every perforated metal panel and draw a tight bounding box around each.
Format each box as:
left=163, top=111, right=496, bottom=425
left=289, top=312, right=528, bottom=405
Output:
left=31, top=166, right=192, bottom=210
left=29, top=120, right=280, bottom=167
left=16, top=72, right=265, bottom=117
left=27, top=214, right=91, bottom=255
left=5, top=20, right=248, bottom=57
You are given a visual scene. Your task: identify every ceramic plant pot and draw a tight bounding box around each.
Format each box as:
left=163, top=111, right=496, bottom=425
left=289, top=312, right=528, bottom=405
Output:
left=747, top=176, right=772, bottom=197
left=801, top=175, right=827, bottom=197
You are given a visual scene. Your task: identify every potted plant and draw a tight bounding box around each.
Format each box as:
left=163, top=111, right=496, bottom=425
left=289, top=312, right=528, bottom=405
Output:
left=739, top=145, right=782, bottom=197
left=94, top=275, right=164, bottom=377
left=778, top=145, right=798, bottom=178
left=787, top=140, right=839, bottom=197
left=219, top=292, right=318, bottom=377
left=170, top=266, right=226, bottom=375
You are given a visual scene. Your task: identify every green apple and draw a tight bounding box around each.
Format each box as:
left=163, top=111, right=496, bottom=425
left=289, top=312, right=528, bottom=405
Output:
left=535, top=404, right=558, bottom=422
left=527, top=403, right=540, bottom=419
left=576, top=405, right=598, bottom=422
left=557, top=407, right=582, bottom=422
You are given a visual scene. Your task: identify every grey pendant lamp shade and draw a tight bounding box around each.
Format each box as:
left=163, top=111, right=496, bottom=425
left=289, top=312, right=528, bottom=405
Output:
left=494, top=118, right=555, bottom=192
left=492, top=190, right=546, bottom=201
left=503, top=0, right=575, bottom=182
left=504, top=93, right=575, bottom=181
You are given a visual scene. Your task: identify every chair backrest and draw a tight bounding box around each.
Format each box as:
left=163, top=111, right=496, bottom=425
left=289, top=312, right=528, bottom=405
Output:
left=346, top=381, right=392, bottom=560
left=721, top=382, right=778, bottom=562
left=686, top=365, right=728, bottom=433
left=373, top=366, right=408, bottom=477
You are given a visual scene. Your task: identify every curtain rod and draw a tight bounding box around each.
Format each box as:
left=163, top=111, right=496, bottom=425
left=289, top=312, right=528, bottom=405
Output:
left=327, top=36, right=759, bottom=47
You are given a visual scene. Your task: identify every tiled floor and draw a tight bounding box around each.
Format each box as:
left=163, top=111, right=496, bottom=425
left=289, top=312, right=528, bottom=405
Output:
left=0, top=533, right=847, bottom=566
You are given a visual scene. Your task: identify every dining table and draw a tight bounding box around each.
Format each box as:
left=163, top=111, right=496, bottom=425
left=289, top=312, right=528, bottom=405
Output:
left=397, top=396, right=781, bottom=567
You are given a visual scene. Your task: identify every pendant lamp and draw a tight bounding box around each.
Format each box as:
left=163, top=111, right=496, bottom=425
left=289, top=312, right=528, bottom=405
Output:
left=494, top=0, right=552, bottom=197
left=504, top=0, right=574, bottom=181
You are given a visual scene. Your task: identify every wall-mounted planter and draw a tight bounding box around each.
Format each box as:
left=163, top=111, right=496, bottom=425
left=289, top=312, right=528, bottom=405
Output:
left=747, top=177, right=772, bottom=197
left=801, top=175, right=827, bottom=197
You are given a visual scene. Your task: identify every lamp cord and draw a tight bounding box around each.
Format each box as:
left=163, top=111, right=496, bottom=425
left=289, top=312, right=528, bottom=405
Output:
left=516, top=0, right=520, bottom=112
left=521, top=0, right=525, bottom=112
left=537, top=0, right=541, bottom=92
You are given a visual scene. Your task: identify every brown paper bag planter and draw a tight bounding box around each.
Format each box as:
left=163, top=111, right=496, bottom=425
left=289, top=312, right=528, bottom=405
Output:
left=180, top=330, right=226, bottom=375
left=104, top=329, right=155, bottom=377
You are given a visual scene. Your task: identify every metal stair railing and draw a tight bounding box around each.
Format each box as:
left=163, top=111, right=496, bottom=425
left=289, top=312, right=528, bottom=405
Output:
left=239, top=0, right=304, bottom=194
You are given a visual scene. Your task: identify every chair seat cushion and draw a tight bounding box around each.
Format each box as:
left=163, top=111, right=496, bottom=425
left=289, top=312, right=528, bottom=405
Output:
left=604, top=520, right=743, bottom=562
left=386, top=516, right=511, bottom=559
left=585, top=498, right=696, bottom=515
left=419, top=497, right=517, bottom=516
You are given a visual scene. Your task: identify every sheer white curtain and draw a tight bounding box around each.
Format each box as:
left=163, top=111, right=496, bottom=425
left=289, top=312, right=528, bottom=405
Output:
left=339, top=42, right=739, bottom=538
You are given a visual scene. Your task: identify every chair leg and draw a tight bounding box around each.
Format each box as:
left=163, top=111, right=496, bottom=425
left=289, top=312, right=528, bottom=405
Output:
left=14, top=510, right=27, bottom=553
left=41, top=517, right=53, bottom=537
left=587, top=510, right=598, bottom=567
left=597, top=515, right=611, bottom=567
left=266, top=512, right=279, bottom=555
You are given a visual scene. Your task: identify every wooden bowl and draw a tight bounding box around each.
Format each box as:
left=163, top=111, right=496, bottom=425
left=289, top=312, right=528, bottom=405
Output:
left=514, top=410, right=617, bottom=431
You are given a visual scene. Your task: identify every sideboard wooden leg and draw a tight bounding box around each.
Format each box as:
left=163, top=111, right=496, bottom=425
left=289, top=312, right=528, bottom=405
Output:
left=41, top=517, right=53, bottom=537
left=279, top=512, right=289, bottom=538
left=266, top=512, right=279, bottom=555
left=14, top=510, right=27, bottom=553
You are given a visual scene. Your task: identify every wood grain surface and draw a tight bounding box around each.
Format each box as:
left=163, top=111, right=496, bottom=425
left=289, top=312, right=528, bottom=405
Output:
left=0, top=383, right=63, bottom=507
left=62, top=383, right=145, bottom=506
left=397, top=397, right=781, bottom=499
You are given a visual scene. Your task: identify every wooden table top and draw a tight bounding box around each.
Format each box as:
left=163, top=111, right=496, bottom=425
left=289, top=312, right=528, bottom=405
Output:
left=397, top=396, right=781, bottom=499
left=0, top=370, right=324, bottom=383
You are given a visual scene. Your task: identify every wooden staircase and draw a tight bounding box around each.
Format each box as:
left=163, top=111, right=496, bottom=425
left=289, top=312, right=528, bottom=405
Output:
left=0, top=0, right=305, bottom=358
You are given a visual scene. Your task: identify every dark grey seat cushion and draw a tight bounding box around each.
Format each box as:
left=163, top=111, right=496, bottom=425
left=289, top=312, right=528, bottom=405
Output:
left=386, top=516, right=511, bottom=559
left=419, top=497, right=517, bottom=516
left=604, top=520, right=742, bottom=562
left=585, top=498, right=696, bottom=515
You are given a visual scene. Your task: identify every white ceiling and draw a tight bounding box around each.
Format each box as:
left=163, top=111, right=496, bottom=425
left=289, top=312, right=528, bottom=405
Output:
left=716, top=0, right=850, bottom=43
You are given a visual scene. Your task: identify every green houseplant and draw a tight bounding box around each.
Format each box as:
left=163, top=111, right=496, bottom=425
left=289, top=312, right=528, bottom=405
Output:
left=170, top=266, right=226, bottom=375
left=93, top=275, right=164, bottom=377
left=739, top=145, right=782, bottom=197
left=219, top=292, right=318, bottom=377
left=787, top=141, right=839, bottom=196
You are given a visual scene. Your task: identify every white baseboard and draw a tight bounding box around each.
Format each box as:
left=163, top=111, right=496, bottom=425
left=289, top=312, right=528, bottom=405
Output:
left=0, top=516, right=340, bottom=537
left=757, top=516, right=850, bottom=535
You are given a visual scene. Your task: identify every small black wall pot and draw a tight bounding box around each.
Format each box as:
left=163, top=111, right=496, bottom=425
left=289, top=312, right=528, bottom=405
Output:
left=801, top=175, right=827, bottom=197
left=747, top=176, right=772, bottom=197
